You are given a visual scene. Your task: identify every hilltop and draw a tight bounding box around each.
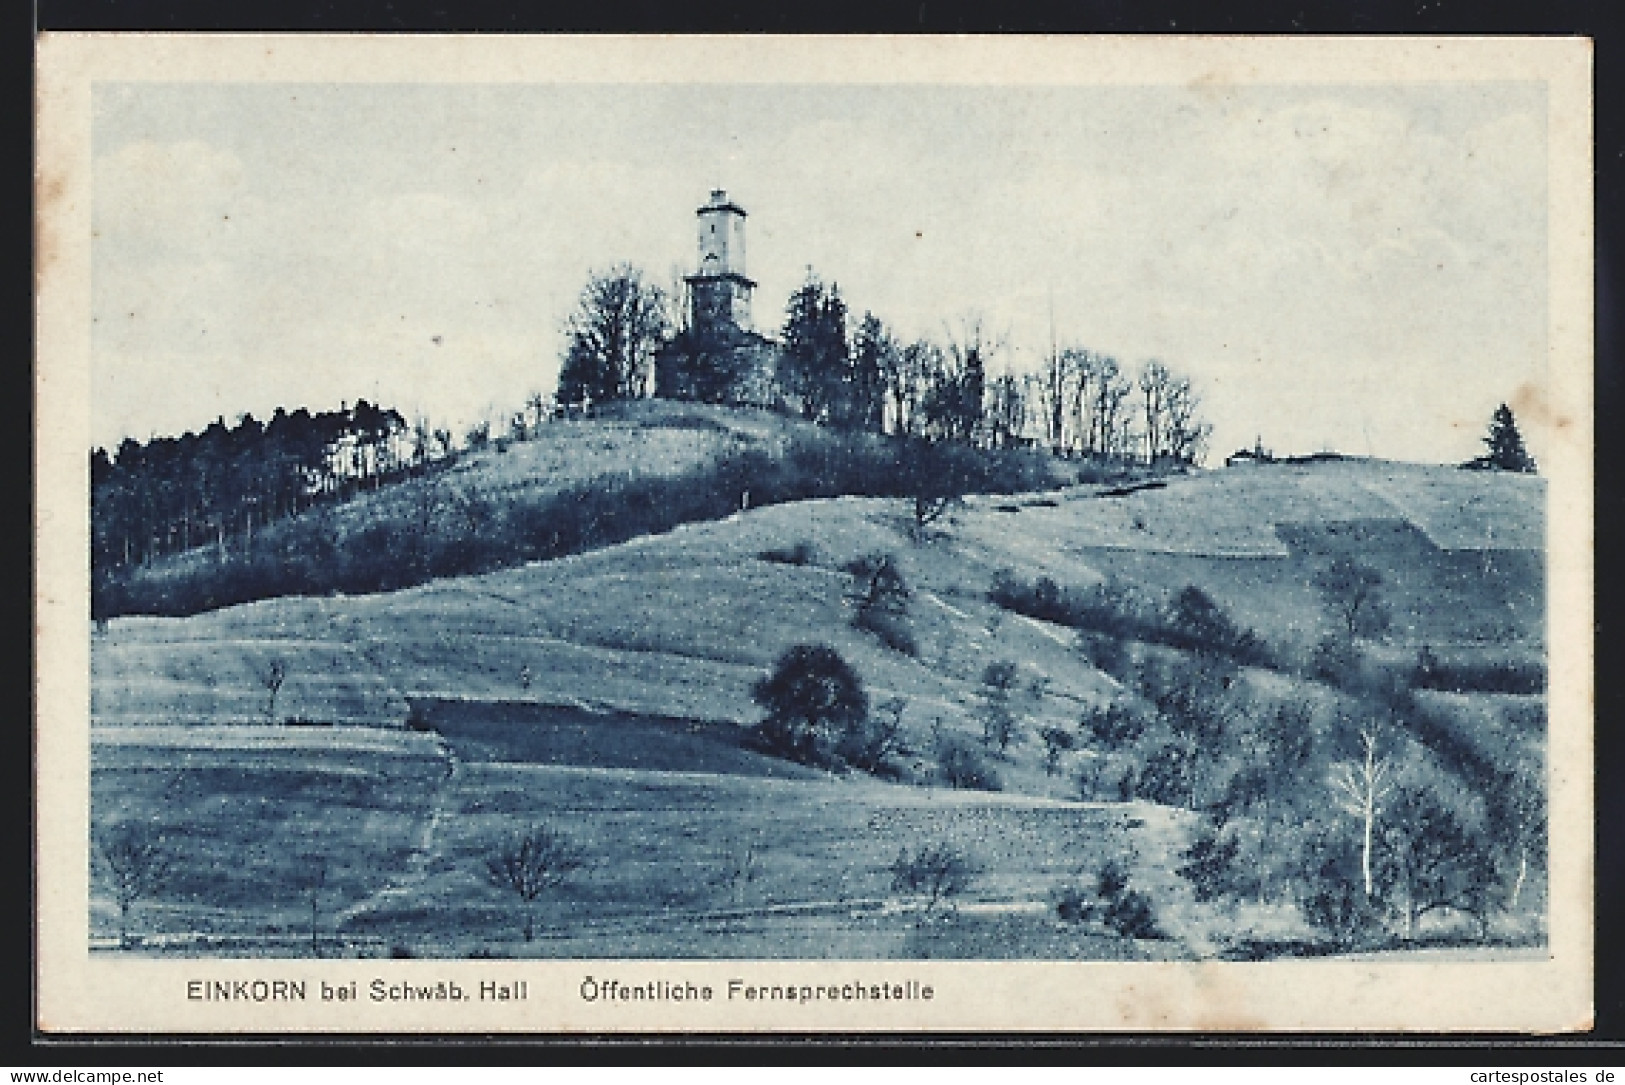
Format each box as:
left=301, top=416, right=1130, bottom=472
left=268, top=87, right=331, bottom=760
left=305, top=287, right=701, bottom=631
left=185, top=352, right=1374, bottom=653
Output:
left=98, top=400, right=1073, bottom=618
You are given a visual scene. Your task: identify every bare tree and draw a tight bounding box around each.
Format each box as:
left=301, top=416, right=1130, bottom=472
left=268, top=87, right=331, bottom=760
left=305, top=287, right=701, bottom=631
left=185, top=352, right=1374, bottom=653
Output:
left=837, top=695, right=908, bottom=773
left=1066, top=349, right=1100, bottom=455
left=299, top=856, right=328, bottom=957
left=1163, top=375, right=1213, bottom=465
left=97, top=821, right=171, bottom=947
left=484, top=825, right=586, bottom=942
left=556, top=264, right=670, bottom=405
left=889, top=842, right=982, bottom=917
left=883, top=339, right=939, bottom=438
left=984, top=372, right=1027, bottom=448
left=717, top=839, right=761, bottom=907
left=980, top=660, right=1022, bottom=752
left=933, top=316, right=1004, bottom=445
left=1329, top=725, right=1394, bottom=900
left=1313, top=558, right=1392, bottom=640
left=1091, top=354, right=1134, bottom=459
left=262, top=659, right=287, bottom=721
left=1036, top=345, right=1076, bottom=452
left=1139, top=359, right=1171, bottom=463
left=525, top=391, right=552, bottom=432
left=1137, top=359, right=1209, bottom=464
left=410, top=415, right=434, bottom=468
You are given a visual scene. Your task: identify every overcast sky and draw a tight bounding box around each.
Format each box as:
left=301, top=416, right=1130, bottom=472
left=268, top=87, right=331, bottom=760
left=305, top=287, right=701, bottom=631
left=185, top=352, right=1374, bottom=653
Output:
left=91, top=80, right=1547, bottom=464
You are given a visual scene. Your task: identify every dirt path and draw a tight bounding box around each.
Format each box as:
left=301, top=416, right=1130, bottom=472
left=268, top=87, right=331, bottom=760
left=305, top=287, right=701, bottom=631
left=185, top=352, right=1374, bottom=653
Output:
left=1117, top=801, right=1213, bottom=957
left=330, top=734, right=460, bottom=931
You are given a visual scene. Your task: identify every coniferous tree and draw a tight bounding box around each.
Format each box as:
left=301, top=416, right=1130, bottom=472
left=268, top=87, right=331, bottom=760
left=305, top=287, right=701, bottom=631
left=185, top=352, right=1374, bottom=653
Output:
left=1481, top=403, right=1537, bottom=473
left=778, top=275, right=850, bottom=424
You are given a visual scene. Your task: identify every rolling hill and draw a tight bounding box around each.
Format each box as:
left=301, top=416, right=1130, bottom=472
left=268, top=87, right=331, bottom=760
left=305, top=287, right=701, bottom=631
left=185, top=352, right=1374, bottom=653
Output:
left=88, top=413, right=1546, bottom=958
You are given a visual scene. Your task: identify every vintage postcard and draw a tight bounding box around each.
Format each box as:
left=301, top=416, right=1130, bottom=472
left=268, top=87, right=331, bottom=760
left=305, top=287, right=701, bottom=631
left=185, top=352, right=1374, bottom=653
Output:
left=35, top=34, right=1593, bottom=1033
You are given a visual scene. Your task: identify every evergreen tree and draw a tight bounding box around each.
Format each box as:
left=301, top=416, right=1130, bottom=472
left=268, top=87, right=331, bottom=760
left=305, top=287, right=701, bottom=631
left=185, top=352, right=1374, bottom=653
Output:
left=778, top=274, right=850, bottom=424
left=1481, top=403, right=1536, bottom=473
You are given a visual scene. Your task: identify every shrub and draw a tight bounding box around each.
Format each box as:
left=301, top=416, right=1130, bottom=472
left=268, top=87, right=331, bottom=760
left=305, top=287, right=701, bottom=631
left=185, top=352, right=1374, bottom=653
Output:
left=1296, top=832, right=1381, bottom=948
left=1039, top=725, right=1075, bottom=775
left=835, top=696, right=907, bottom=776
left=1079, top=632, right=1132, bottom=680
left=1095, top=859, right=1162, bottom=939
left=1312, top=632, right=1361, bottom=686
left=1053, top=884, right=1096, bottom=925
left=1135, top=744, right=1194, bottom=807
left=992, top=571, right=1267, bottom=667
left=1176, top=818, right=1250, bottom=903
left=936, top=736, right=1002, bottom=791
left=759, top=540, right=819, bottom=566
left=1383, top=784, right=1499, bottom=940
left=1164, top=585, right=1271, bottom=665
left=848, top=552, right=917, bottom=656
left=898, top=438, right=970, bottom=532
left=979, top=660, right=1022, bottom=751
left=751, top=644, right=869, bottom=767
left=1103, top=888, right=1162, bottom=940
left=1077, top=754, right=1135, bottom=802
left=100, top=417, right=1071, bottom=620
left=1082, top=700, right=1148, bottom=750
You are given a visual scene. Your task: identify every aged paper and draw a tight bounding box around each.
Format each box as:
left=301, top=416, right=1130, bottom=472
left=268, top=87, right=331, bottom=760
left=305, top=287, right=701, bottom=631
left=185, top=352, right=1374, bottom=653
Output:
left=37, top=34, right=1592, bottom=1033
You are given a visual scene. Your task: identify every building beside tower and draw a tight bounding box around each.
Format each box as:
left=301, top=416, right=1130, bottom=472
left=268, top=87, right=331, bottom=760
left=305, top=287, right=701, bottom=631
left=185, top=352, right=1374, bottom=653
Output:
left=654, top=190, right=779, bottom=408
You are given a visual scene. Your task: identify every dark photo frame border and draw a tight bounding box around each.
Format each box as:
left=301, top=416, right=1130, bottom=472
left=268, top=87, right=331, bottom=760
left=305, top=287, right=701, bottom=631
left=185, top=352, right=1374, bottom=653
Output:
left=21, top=0, right=1620, bottom=1064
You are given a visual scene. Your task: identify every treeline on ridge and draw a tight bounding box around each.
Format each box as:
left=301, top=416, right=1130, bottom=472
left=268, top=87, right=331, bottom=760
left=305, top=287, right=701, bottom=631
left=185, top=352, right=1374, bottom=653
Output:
left=96, top=421, right=1063, bottom=619
left=91, top=402, right=450, bottom=609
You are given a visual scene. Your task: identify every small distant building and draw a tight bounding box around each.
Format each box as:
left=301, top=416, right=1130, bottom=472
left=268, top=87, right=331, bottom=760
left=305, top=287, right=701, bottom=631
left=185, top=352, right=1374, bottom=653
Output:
left=1225, top=435, right=1274, bottom=467
left=654, top=190, right=780, bottom=408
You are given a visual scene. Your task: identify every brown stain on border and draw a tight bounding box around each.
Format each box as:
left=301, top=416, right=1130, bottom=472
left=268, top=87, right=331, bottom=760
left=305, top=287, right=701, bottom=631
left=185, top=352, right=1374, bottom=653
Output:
left=36, top=169, right=65, bottom=286
left=1509, top=381, right=1572, bottom=433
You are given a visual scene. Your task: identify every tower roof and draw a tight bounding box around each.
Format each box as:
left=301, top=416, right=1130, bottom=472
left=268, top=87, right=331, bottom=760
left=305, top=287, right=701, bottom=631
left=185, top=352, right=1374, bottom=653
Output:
left=698, top=189, right=747, bottom=217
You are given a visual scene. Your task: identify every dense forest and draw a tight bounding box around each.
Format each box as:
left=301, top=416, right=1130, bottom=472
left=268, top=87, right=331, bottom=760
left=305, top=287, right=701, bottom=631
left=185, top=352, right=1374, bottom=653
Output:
left=90, top=401, right=441, bottom=619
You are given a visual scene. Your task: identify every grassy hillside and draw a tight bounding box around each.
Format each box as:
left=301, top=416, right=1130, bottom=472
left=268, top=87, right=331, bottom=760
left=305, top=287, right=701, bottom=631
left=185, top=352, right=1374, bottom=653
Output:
left=89, top=441, right=1547, bottom=959
left=93, top=714, right=1176, bottom=959
left=94, top=456, right=1543, bottom=731
left=100, top=401, right=1073, bottom=618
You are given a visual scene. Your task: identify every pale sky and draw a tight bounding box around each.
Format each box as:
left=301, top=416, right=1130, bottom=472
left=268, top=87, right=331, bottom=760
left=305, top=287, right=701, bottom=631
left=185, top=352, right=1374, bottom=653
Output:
left=91, top=81, right=1548, bottom=464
